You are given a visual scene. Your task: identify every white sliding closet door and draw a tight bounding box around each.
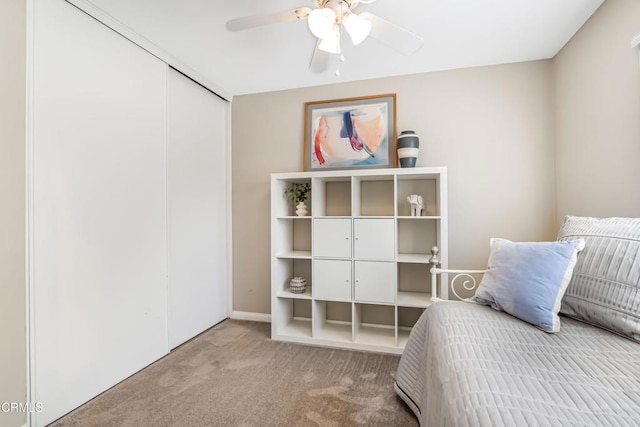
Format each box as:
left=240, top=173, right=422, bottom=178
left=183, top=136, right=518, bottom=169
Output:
left=32, top=0, right=168, bottom=425
left=167, top=68, right=228, bottom=349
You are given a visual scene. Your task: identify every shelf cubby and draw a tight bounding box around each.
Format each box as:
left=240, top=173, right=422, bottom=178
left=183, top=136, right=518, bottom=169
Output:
left=398, top=306, right=424, bottom=326
left=397, top=307, right=425, bottom=347
left=396, top=175, right=439, bottom=217
left=354, top=303, right=396, bottom=347
left=275, top=258, right=312, bottom=299
left=273, top=178, right=312, bottom=217
left=274, top=217, right=311, bottom=258
left=313, top=300, right=353, bottom=342
left=353, top=176, right=394, bottom=217
left=397, top=217, right=438, bottom=258
left=273, top=298, right=312, bottom=339
left=312, top=177, right=351, bottom=216
left=397, top=263, right=431, bottom=307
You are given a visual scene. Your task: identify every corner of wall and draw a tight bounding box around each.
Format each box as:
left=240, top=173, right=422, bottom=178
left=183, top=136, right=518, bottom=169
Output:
left=551, top=0, right=640, bottom=220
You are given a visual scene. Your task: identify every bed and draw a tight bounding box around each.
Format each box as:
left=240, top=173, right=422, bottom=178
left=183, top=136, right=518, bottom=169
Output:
left=395, top=216, right=640, bottom=426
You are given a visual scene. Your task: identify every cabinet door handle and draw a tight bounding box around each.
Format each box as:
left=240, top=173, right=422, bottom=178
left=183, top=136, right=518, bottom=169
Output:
left=345, top=237, right=349, bottom=240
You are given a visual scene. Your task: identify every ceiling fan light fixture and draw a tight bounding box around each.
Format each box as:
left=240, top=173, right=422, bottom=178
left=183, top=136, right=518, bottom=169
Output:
left=308, top=8, right=337, bottom=38
left=343, top=12, right=372, bottom=45
left=318, top=26, right=341, bottom=54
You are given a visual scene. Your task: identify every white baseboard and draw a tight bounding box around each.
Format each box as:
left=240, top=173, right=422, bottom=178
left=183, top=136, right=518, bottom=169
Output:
left=229, top=311, right=271, bottom=323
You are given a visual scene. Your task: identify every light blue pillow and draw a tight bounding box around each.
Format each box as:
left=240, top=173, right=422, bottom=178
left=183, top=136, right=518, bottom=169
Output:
left=468, top=238, right=585, bottom=332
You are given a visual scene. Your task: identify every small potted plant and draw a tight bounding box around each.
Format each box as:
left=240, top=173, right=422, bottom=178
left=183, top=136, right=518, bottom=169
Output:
left=284, top=182, right=311, bottom=216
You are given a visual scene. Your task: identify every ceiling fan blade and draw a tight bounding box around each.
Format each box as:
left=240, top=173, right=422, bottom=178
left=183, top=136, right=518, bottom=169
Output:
left=360, top=12, right=424, bottom=55
left=310, top=41, right=331, bottom=73
left=226, top=7, right=312, bottom=31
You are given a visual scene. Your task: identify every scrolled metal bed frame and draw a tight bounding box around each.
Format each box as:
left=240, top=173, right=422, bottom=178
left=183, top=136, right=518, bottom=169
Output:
left=427, top=246, right=485, bottom=302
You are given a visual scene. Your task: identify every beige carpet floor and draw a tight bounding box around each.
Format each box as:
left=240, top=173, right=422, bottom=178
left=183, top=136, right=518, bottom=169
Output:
left=51, top=319, right=418, bottom=426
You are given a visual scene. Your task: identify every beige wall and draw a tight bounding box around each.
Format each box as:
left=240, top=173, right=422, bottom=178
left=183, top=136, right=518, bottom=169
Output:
left=554, top=0, right=640, bottom=220
left=232, top=60, right=556, bottom=314
left=0, top=0, right=27, bottom=426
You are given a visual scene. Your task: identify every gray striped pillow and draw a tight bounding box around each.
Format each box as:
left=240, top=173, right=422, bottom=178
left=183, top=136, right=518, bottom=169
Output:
left=557, top=216, right=640, bottom=342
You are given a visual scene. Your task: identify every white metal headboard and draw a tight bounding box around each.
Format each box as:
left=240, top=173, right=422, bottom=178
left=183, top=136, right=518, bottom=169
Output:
left=428, top=246, right=485, bottom=302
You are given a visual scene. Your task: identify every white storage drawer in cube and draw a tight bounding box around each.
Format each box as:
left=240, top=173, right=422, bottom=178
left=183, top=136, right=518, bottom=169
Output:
left=354, top=218, right=395, bottom=260
left=354, top=261, right=396, bottom=304
left=313, top=218, right=352, bottom=258
left=314, top=259, right=352, bottom=301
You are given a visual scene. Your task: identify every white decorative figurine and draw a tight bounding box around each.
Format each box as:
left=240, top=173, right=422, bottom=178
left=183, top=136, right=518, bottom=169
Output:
left=407, top=194, right=424, bottom=216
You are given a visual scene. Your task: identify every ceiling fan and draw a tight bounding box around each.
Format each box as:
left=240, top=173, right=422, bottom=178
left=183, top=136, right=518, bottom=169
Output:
left=226, top=0, right=424, bottom=73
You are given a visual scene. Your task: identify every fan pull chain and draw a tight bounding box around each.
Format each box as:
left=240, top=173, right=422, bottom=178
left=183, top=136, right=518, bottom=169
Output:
left=336, top=53, right=346, bottom=76
left=335, top=25, right=345, bottom=76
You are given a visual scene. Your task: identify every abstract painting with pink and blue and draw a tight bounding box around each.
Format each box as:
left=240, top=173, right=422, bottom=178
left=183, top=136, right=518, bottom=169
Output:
left=310, top=102, right=388, bottom=170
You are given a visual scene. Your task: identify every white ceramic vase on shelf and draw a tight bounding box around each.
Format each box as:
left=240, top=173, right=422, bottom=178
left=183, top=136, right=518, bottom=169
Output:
left=295, top=202, right=308, bottom=216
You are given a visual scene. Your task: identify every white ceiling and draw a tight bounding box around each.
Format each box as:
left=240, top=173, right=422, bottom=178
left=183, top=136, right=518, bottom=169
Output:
left=83, top=0, right=603, bottom=97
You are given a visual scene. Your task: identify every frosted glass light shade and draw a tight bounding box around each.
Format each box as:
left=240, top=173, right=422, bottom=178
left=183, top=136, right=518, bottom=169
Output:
left=343, top=12, right=372, bottom=45
left=318, top=26, right=341, bottom=54
left=308, top=8, right=337, bottom=39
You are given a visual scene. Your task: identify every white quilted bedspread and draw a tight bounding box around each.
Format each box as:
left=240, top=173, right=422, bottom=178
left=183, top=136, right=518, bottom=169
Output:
left=395, top=301, right=640, bottom=426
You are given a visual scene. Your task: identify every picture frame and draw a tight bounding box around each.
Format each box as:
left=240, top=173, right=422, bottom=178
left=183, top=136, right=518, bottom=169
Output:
left=304, top=94, right=396, bottom=171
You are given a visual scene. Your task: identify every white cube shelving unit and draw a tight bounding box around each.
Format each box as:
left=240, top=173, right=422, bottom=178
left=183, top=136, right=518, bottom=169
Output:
left=271, top=167, right=448, bottom=354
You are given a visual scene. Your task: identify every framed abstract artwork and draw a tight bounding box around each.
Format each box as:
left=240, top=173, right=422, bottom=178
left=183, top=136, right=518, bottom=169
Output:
left=304, top=94, right=396, bottom=171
